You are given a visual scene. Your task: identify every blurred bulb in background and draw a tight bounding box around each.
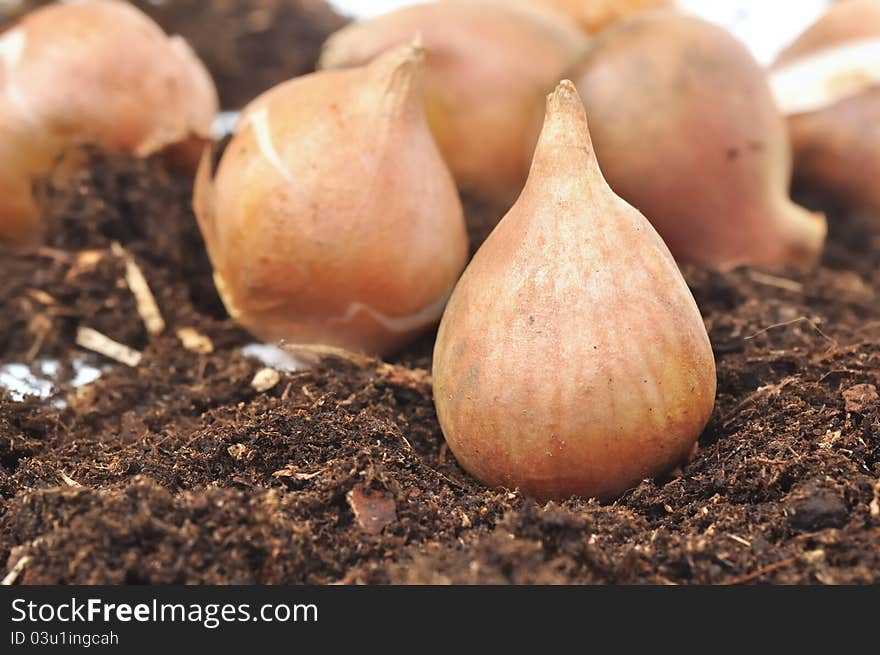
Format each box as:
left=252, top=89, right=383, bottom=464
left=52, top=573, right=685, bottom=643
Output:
left=330, top=0, right=830, bottom=64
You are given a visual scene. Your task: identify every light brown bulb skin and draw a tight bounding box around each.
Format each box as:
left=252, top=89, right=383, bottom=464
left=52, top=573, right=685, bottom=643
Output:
left=319, top=0, right=586, bottom=206
left=569, top=11, right=826, bottom=270
left=786, top=89, right=880, bottom=212
left=0, top=0, right=218, bottom=247
left=433, top=81, right=716, bottom=502
left=773, top=0, right=880, bottom=213
left=195, top=46, right=468, bottom=356
left=511, top=0, right=674, bottom=34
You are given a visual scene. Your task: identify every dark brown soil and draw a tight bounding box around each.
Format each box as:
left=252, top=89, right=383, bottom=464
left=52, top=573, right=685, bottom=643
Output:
left=0, top=2, right=878, bottom=586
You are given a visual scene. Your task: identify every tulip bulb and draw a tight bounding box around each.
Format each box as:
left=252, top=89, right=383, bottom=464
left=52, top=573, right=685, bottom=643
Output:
left=194, top=44, right=468, bottom=356
left=568, top=12, right=826, bottom=270
left=319, top=0, right=586, bottom=207
left=771, top=0, right=880, bottom=213
left=432, top=80, right=716, bottom=501
left=0, top=0, right=218, bottom=248
left=510, top=0, right=674, bottom=34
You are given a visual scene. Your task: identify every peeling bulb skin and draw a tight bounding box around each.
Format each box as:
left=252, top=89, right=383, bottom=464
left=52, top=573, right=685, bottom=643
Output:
left=509, top=0, right=674, bottom=34
left=319, top=0, right=586, bottom=207
left=0, top=0, right=219, bottom=248
left=771, top=38, right=880, bottom=116
left=568, top=11, right=826, bottom=270
left=195, top=45, right=468, bottom=356
left=772, top=0, right=880, bottom=214
left=432, top=81, right=717, bottom=502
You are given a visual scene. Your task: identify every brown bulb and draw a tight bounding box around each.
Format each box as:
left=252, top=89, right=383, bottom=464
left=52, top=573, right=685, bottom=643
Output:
left=772, top=0, right=880, bottom=213
left=569, top=11, right=826, bottom=270
left=433, top=80, right=716, bottom=501
left=0, top=0, right=218, bottom=248
left=319, top=0, right=586, bottom=207
left=194, top=45, right=468, bottom=356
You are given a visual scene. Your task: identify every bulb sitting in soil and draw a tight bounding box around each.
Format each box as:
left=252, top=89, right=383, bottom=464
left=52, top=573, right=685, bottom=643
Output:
left=194, top=44, right=468, bottom=357
left=568, top=11, right=826, bottom=269
left=0, top=0, right=218, bottom=248
left=432, top=80, right=717, bottom=502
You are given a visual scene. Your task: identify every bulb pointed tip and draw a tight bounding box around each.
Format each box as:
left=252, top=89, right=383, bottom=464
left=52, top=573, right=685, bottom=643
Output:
left=554, top=79, right=578, bottom=98
left=546, top=79, right=584, bottom=116
left=366, top=42, right=427, bottom=118
left=528, top=78, right=606, bottom=187
left=539, top=79, right=592, bottom=146
left=369, top=41, right=425, bottom=84
left=383, top=40, right=425, bottom=65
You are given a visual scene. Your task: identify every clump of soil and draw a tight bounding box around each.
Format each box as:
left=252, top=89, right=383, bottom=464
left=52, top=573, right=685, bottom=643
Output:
left=0, top=0, right=347, bottom=108
left=0, top=149, right=231, bottom=363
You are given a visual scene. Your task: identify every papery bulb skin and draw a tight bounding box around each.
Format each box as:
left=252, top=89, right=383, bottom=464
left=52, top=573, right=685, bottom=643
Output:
left=194, top=45, right=468, bottom=357
left=568, top=11, right=826, bottom=270
left=432, top=81, right=716, bottom=502
left=0, top=0, right=218, bottom=247
left=511, top=0, right=674, bottom=34
left=772, top=0, right=880, bottom=213
left=319, top=0, right=586, bottom=208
